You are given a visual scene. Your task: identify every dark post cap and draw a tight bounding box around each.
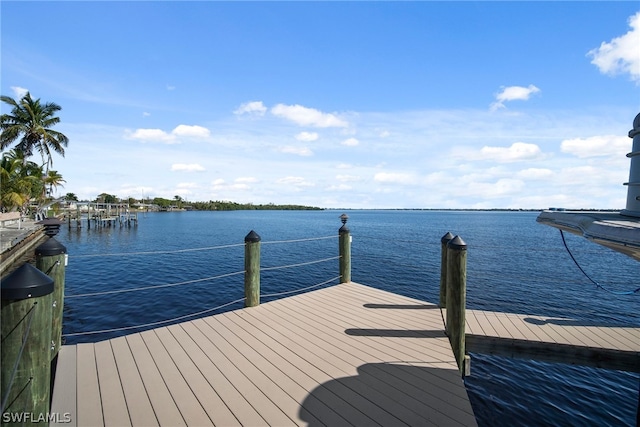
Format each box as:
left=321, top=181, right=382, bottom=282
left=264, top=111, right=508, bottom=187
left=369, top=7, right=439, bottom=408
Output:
left=629, top=112, right=640, bottom=138
left=35, top=236, right=67, bottom=256
left=37, top=217, right=64, bottom=237
left=339, top=213, right=350, bottom=233
left=447, top=235, right=467, bottom=250
left=1, top=263, right=54, bottom=300
left=244, top=230, right=261, bottom=243
left=441, top=231, right=454, bottom=244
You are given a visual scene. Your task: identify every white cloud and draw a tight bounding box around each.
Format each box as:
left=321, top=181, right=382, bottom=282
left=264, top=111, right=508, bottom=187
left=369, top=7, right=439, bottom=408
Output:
left=374, top=172, right=416, bottom=185
left=490, top=85, right=540, bottom=110
left=271, top=104, right=348, bottom=128
left=336, top=174, right=360, bottom=182
left=560, top=135, right=630, bottom=158
left=516, top=168, right=554, bottom=180
left=277, top=145, right=313, bottom=156
left=588, top=11, right=640, bottom=83
left=234, top=101, right=267, bottom=116
left=235, top=177, right=258, bottom=184
left=142, top=112, right=151, bottom=117
left=11, top=86, right=28, bottom=99
left=464, top=178, right=525, bottom=198
left=326, top=184, right=352, bottom=191
left=276, top=176, right=315, bottom=187
left=172, top=124, right=210, bottom=138
left=295, top=131, right=319, bottom=142
left=341, top=137, right=359, bottom=146
left=479, top=142, right=544, bottom=162
left=128, top=128, right=175, bottom=142
left=171, top=163, right=206, bottom=172
left=166, top=85, right=176, bottom=91
left=127, top=124, right=211, bottom=143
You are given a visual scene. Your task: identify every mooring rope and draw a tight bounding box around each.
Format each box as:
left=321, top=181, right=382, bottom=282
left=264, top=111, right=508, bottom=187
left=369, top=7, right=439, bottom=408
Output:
left=559, top=230, right=639, bottom=295
left=262, top=256, right=340, bottom=272
left=63, top=275, right=341, bottom=337
left=65, top=270, right=246, bottom=298
left=261, top=276, right=341, bottom=298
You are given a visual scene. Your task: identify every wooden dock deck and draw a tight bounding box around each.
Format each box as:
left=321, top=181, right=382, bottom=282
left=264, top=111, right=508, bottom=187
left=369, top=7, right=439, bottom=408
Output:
left=51, top=282, right=478, bottom=426
left=465, top=309, right=640, bottom=372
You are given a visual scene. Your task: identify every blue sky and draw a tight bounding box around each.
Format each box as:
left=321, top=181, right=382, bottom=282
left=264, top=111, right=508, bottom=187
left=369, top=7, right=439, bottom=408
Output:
left=2, top=1, right=639, bottom=209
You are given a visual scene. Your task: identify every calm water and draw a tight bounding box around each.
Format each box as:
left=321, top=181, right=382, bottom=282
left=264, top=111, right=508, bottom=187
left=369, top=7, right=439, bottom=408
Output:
left=57, top=210, right=639, bottom=426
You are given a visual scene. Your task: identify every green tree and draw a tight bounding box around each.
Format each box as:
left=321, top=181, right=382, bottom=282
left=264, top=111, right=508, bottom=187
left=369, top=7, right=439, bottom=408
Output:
left=0, top=150, right=43, bottom=212
left=1, top=92, right=69, bottom=171
left=64, top=192, right=79, bottom=202
left=44, top=170, right=66, bottom=198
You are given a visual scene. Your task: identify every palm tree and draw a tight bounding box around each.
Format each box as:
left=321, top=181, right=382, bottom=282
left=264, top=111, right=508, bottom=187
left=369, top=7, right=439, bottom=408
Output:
left=44, top=170, right=66, bottom=198
left=0, top=92, right=69, bottom=171
left=0, top=150, right=42, bottom=212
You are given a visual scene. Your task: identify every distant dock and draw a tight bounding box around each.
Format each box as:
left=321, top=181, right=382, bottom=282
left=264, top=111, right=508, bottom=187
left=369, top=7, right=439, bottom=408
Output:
left=64, top=202, right=139, bottom=229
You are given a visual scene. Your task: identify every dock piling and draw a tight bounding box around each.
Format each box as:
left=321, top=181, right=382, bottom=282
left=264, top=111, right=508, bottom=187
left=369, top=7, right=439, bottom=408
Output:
left=34, top=219, right=67, bottom=360
left=1, top=264, right=55, bottom=419
left=439, top=232, right=454, bottom=309
left=244, top=230, right=261, bottom=307
left=446, top=235, right=468, bottom=376
left=339, top=214, right=351, bottom=283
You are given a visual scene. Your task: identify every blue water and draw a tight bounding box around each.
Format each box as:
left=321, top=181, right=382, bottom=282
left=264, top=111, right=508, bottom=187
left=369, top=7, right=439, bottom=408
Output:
left=57, top=210, right=639, bottom=426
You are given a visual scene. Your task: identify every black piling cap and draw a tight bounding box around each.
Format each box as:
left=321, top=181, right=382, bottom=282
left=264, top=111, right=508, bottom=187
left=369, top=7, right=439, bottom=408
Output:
left=441, top=231, right=454, bottom=244
left=35, top=237, right=67, bottom=257
left=629, top=112, right=640, bottom=138
left=244, top=230, right=261, bottom=243
left=447, top=235, right=467, bottom=250
left=37, top=217, right=64, bottom=237
left=339, top=213, right=350, bottom=234
left=1, top=263, right=54, bottom=300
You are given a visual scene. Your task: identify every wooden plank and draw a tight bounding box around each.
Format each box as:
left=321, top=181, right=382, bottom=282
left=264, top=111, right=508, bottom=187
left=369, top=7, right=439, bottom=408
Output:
left=154, top=326, right=239, bottom=426
left=170, top=323, right=269, bottom=426
left=109, top=336, right=158, bottom=426
left=139, top=329, right=213, bottom=426
left=51, top=345, right=77, bottom=427
left=192, top=315, right=311, bottom=426
left=124, top=333, right=186, bottom=427
left=76, top=343, right=104, bottom=427
left=255, top=295, right=476, bottom=424
left=241, top=290, right=473, bottom=424
left=218, top=311, right=353, bottom=427
left=93, top=340, right=131, bottom=427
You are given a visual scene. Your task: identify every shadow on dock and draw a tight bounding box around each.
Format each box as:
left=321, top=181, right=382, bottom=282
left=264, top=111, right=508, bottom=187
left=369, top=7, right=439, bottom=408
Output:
left=363, top=303, right=440, bottom=310
left=299, top=362, right=477, bottom=426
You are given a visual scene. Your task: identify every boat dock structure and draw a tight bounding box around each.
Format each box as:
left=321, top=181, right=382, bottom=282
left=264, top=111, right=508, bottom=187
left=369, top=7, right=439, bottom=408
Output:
left=1, top=215, right=639, bottom=426
left=46, top=281, right=639, bottom=427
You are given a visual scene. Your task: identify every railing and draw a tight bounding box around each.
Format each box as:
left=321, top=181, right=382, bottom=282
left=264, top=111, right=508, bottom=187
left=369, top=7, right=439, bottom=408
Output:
left=59, top=217, right=351, bottom=340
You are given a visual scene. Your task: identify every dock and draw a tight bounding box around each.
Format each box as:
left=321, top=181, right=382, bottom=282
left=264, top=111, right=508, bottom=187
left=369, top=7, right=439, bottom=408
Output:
left=51, top=282, right=478, bottom=427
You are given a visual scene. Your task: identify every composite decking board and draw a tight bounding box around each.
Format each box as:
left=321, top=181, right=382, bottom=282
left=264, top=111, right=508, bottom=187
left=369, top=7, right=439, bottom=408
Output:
left=174, top=322, right=269, bottom=427
left=51, top=345, right=77, bottom=427
left=467, top=310, right=498, bottom=338
left=270, top=289, right=467, bottom=389
left=218, top=311, right=351, bottom=427
left=297, top=284, right=448, bottom=341
left=253, top=291, right=475, bottom=424
left=612, top=327, right=640, bottom=350
left=259, top=300, right=476, bottom=424
left=109, top=336, right=159, bottom=427
left=93, top=340, right=132, bottom=427
left=232, top=305, right=405, bottom=427
left=193, top=315, right=312, bottom=426
left=292, top=286, right=456, bottom=362
left=124, top=333, right=186, bottom=427
left=189, top=317, right=303, bottom=427
left=75, top=343, right=104, bottom=427
left=265, top=294, right=470, bottom=403
left=216, top=312, right=385, bottom=427
left=139, top=329, right=213, bottom=426
left=155, top=326, right=240, bottom=426
left=504, top=313, right=548, bottom=342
